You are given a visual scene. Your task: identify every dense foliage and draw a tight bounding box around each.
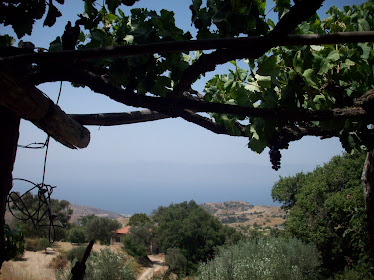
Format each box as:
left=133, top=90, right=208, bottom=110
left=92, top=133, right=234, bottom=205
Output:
left=66, top=245, right=86, bottom=262
left=57, top=247, right=136, bottom=280
left=0, top=1, right=372, bottom=168
left=84, top=216, right=121, bottom=245
left=272, top=153, right=371, bottom=277
left=197, top=237, right=322, bottom=280
left=128, top=213, right=151, bottom=226
left=8, top=192, right=72, bottom=240
left=165, top=248, right=188, bottom=275
left=152, top=200, right=244, bottom=273
left=86, top=248, right=136, bottom=280
left=122, top=223, right=153, bottom=260
left=3, top=224, right=24, bottom=261
left=67, top=226, right=87, bottom=244
left=1, top=0, right=374, bottom=275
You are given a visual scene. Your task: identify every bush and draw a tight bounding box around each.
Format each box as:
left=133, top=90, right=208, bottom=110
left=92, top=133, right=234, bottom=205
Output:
left=165, top=248, right=187, bottom=275
left=66, top=246, right=86, bottom=262
left=38, top=238, right=50, bottom=252
left=123, top=234, right=148, bottom=260
left=197, top=237, right=322, bottom=280
left=67, top=227, right=86, bottom=244
left=25, top=238, right=39, bottom=252
left=49, top=253, right=68, bottom=271
left=4, top=224, right=24, bottom=260
left=86, top=247, right=136, bottom=280
left=56, top=259, right=75, bottom=280
left=85, top=216, right=121, bottom=245
left=123, top=223, right=153, bottom=261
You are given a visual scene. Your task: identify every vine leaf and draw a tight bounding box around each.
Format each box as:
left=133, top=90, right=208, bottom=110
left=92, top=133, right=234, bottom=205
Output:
left=43, top=3, right=62, bottom=27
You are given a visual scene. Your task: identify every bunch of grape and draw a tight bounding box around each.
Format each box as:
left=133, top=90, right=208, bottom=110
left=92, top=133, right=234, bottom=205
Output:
left=269, top=144, right=282, bottom=171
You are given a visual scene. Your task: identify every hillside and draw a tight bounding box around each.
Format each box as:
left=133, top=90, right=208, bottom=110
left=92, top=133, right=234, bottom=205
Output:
left=201, top=201, right=286, bottom=233
left=69, top=204, right=128, bottom=224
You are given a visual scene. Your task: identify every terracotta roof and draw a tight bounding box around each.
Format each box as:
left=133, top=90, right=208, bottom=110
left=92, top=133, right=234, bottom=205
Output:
left=114, top=226, right=131, bottom=234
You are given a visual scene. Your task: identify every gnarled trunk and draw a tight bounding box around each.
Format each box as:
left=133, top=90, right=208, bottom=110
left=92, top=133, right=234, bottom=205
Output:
left=0, top=106, right=20, bottom=269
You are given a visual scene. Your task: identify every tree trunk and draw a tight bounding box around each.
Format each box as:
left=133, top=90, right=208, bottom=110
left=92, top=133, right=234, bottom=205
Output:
left=0, top=106, right=20, bottom=269
left=362, top=150, right=374, bottom=263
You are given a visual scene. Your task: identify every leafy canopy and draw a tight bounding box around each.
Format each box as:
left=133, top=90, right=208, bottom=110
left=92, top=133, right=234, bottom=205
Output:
left=272, top=153, right=370, bottom=277
left=197, top=237, right=322, bottom=280
left=9, top=192, right=72, bottom=240
left=0, top=0, right=373, bottom=170
left=152, top=200, right=244, bottom=273
left=84, top=216, right=121, bottom=245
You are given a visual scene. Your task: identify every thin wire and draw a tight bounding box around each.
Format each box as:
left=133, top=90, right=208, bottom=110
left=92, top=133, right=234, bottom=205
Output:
left=56, top=81, right=62, bottom=105
left=7, top=179, right=65, bottom=243
left=41, top=136, right=50, bottom=188
left=9, top=81, right=65, bottom=243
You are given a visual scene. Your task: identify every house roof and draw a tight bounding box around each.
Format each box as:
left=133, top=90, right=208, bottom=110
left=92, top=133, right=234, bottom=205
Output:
left=115, top=226, right=131, bottom=234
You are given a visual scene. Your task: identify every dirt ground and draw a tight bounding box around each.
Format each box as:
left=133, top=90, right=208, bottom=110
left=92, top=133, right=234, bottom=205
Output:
left=0, top=242, right=124, bottom=280
left=0, top=242, right=168, bottom=280
left=0, top=250, right=57, bottom=280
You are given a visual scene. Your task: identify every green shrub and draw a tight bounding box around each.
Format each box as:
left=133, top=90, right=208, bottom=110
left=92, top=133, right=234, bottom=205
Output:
left=123, top=234, right=148, bottom=260
left=25, top=238, right=39, bottom=252
left=38, top=238, right=50, bottom=252
left=86, top=247, right=136, bottom=280
left=165, top=248, right=187, bottom=275
left=4, top=224, right=24, bottom=260
left=66, top=246, right=86, bottom=262
left=197, top=237, right=322, bottom=280
left=56, top=259, right=75, bottom=280
left=67, top=227, right=86, bottom=244
left=332, top=265, right=373, bottom=280
left=123, top=223, right=153, bottom=261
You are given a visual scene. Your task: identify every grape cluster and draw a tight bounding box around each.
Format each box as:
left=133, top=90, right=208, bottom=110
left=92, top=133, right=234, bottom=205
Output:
left=269, top=145, right=282, bottom=171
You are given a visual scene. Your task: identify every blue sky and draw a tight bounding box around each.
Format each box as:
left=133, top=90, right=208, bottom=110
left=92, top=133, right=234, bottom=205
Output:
left=3, top=0, right=366, bottom=214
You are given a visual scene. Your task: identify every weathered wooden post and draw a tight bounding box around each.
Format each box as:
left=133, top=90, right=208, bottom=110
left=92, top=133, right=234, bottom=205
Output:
left=0, top=107, right=20, bottom=268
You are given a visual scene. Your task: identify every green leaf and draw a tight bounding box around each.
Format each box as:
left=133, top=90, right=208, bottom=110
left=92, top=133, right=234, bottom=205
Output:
left=49, top=36, right=63, bottom=52
left=302, top=69, right=318, bottom=89
left=0, top=35, right=15, bottom=46
left=358, top=43, right=370, bottom=60
left=245, top=82, right=261, bottom=93
left=43, top=3, right=62, bottom=27
left=91, top=29, right=106, bottom=43
left=257, top=55, right=278, bottom=76
left=345, top=59, right=355, bottom=67
left=326, top=50, right=340, bottom=62
left=106, top=0, right=121, bottom=13
left=78, top=31, right=85, bottom=43
left=248, top=137, right=267, bottom=154
left=255, top=74, right=271, bottom=88
left=224, top=78, right=234, bottom=90
left=358, top=18, right=370, bottom=31
left=229, top=60, right=237, bottom=67
left=124, top=35, right=134, bottom=44
left=237, top=67, right=248, bottom=81
left=223, top=119, right=242, bottom=136
left=231, top=87, right=253, bottom=106
left=150, top=76, right=171, bottom=97
left=247, top=125, right=267, bottom=153
left=310, top=45, right=324, bottom=51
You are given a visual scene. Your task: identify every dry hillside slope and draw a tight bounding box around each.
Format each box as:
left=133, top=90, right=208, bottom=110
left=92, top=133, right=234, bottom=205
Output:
left=201, top=201, right=286, bottom=233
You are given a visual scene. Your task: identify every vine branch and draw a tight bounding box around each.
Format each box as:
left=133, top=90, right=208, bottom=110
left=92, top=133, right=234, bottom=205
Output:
left=1, top=32, right=373, bottom=65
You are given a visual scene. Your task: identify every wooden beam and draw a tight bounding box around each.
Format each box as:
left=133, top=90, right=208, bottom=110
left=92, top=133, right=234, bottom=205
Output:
left=69, top=110, right=169, bottom=126
left=0, top=65, right=90, bottom=149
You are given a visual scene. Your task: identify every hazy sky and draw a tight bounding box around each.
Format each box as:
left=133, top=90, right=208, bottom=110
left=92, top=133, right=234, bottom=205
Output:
left=3, top=0, right=366, bottom=214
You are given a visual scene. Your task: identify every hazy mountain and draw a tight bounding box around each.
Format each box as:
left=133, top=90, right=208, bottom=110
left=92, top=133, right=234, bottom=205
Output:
left=69, top=203, right=128, bottom=224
